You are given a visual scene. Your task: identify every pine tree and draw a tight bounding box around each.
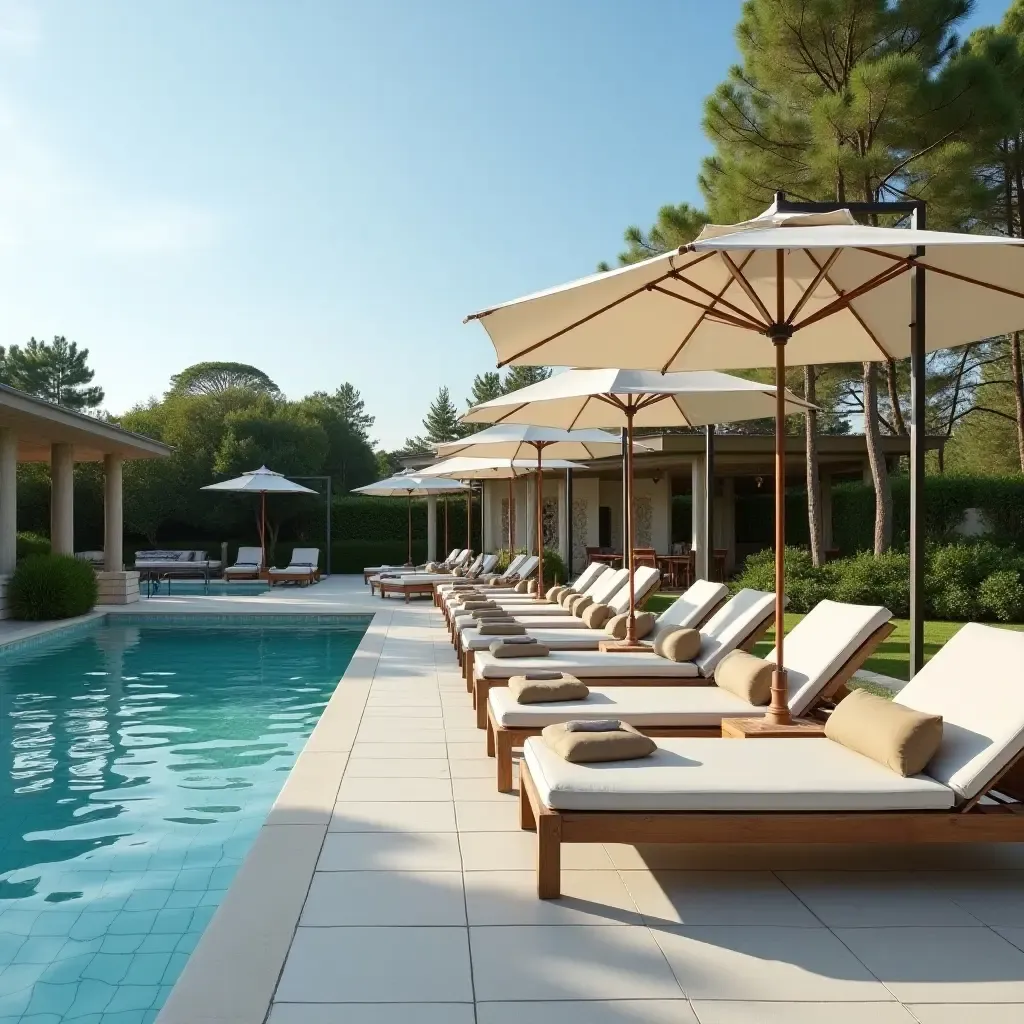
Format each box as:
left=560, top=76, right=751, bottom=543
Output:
left=699, top=0, right=996, bottom=553
left=3, top=336, right=105, bottom=410
left=330, top=382, right=375, bottom=442
left=404, top=386, right=466, bottom=452
left=502, top=366, right=551, bottom=393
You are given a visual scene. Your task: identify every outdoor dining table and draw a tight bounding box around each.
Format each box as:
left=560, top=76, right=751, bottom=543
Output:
left=657, top=553, right=694, bottom=589
left=589, top=552, right=624, bottom=568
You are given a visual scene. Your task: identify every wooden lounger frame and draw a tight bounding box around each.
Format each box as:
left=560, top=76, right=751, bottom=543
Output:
left=459, top=593, right=728, bottom=685
left=268, top=567, right=320, bottom=587
left=378, top=579, right=436, bottom=602
left=470, top=611, right=777, bottom=729
left=520, top=751, right=1024, bottom=899
left=486, top=620, right=895, bottom=791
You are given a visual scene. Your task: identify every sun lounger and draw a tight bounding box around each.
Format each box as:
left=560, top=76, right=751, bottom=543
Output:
left=438, top=553, right=545, bottom=611
left=486, top=599, right=893, bottom=790
left=371, top=553, right=491, bottom=595
left=457, top=566, right=668, bottom=680
left=470, top=588, right=777, bottom=727
left=435, top=553, right=531, bottom=599
left=376, top=555, right=500, bottom=601
left=223, top=546, right=264, bottom=580
left=267, top=547, right=320, bottom=586
left=363, top=548, right=467, bottom=583
left=519, top=621, right=1024, bottom=897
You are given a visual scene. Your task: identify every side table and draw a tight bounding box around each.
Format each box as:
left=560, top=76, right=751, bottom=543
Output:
left=721, top=717, right=826, bottom=739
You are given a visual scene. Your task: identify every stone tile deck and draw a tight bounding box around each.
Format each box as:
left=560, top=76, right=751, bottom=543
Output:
left=155, top=577, right=1024, bottom=1023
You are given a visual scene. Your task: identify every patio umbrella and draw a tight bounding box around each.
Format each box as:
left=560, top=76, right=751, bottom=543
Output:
left=435, top=425, right=643, bottom=595
left=462, top=369, right=813, bottom=647
left=424, top=456, right=586, bottom=554
left=352, top=474, right=470, bottom=565
left=201, top=465, right=316, bottom=572
left=465, top=197, right=1024, bottom=722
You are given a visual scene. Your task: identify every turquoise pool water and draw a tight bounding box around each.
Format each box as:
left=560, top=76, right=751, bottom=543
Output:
left=142, top=581, right=270, bottom=597
left=0, top=617, right=367, bottom=1023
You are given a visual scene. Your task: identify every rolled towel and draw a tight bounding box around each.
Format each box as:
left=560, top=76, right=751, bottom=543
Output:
left=509, top=674, right=589, bottom=704
left=542, top=720, right=656, bottom=763
left=476, top=623, right=527, bottom=635
left=490, top=640, right=550, bottom=658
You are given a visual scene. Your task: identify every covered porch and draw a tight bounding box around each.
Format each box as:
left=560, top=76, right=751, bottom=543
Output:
left=478, top=432, right=945, bottom=581
left=0, top=384, right=171, bottom=612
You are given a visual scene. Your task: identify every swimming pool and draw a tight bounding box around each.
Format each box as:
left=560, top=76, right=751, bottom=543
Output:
left=0, top=616, right=368, bottom=1023
left=141, top=580, right=271, bottom=597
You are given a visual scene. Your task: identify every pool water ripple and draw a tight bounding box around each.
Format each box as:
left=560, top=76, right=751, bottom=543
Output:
left=0, top=620, right=363, bottom=1023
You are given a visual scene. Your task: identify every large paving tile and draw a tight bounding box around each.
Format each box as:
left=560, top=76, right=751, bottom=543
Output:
left=300, top=871, right=465, bottom=926
left=448, top=758, right=498, bottom=779
left=455, top=800, right=521, bottom=831
left=362, top=706, right=443, bottom=719
left=935, top=872, right=1024, bottom=927
left=620, top=871, right=820, bottom=927
left=907, top=1006, right=1024, bottom=1023
left=689, top=1003, right=915, bottom=1023
left=452, top=777, right=517, bottom=801
left=270, top=1005, right=475, bottom=1024
left=317, top=832, right=463, bottom=871
left=445, top=727, right=488, bottom=743
left=776, top=871, right=982, bottom=927
left=266, top=752, right=348, bottom=826
left=336, top=776, right=453, bottom=802
left=351, top=742, right=448, bottom=759
left=276, top=927, right=473, bottom=1002
left=477, top=1001, right=696, bottom=1023
left=354, top=723, right=447, bottom=743
left=459, top=830, right=611, bottom=870
left=344, top=758, right=451, bottom=779
left=836, top=926, right=1024, bottom=1003
left=464, top=871, right=641, bottom=925
left=329, top=801, right=456, bottom=833
left=470, top=925, right=683, bottom=1001
left=653, top=926, right=892, bottom=1001
left=447, top=741, right=489, bottom=759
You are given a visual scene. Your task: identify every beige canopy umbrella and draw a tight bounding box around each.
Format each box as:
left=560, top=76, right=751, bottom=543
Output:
left=436, top=425, right=644, bottom=594
left=352, top=473, right=471, bottom=565
left=466, top=198, right=1024, bottom=722
left=463, top=369, right=813, bottom=646
left=424, top=456, right=586, bottom=554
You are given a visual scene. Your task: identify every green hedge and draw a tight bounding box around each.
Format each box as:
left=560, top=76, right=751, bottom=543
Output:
left=9, top=554, right=98, bottom=620
left=733, top=541, right=1024, bottom=622
left=833, top=475, right=1024, bottom=553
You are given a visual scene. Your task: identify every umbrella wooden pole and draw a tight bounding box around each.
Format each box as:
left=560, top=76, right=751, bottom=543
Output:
left=407, top=494, right=413, bottom=565
left=624, top=404, right=638, bottom=645
left=260, top=491, right=266, bottom=574
left=444, top=496, right=449, bottom=554
left=466, top=490, right=472, bottom=552
left=507, top=476, right=514, bottom=553
left=535, top=445, right=544, bottom=596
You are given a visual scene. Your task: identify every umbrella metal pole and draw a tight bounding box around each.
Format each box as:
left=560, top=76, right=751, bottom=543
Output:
left=768, top=328, right=792, bottom=725
left=910, top=205, right=927, bottom=676
left=260, top=491, right=267, bottom=575
left=466, top=490, right=472, bottom=553
left=444, top=496, right=449, bottom=554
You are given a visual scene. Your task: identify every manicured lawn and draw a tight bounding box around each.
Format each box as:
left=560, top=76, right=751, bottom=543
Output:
left=644, top=594, right=1024, bottom=681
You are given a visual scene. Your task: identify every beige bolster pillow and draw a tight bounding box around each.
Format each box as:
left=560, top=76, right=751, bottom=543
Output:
left=476, top=622, right=527, bottom=636
left=545, top=585, right=563, bottom=602
left=825, top=689, right=942, bottom=777
left=604, top=611, right=656, bottom=640
left=581, top=602, right=613, bottom=628
left=514, top=580, right=531, bottom=593
left=541, top=720, right=656, bottom=763
left=714, top=650, right=773, bottom=705
left=509, top=674, right=589, bottom=703
left=489, top=640, right=550, bottom=658
left=570, top=594, right=594, bottom=617
left=653, top=627, right=702, bottom=663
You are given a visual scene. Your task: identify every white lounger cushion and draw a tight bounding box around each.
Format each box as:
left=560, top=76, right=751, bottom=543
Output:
left=523, top=736, right=954, bottom=812
left=650, top=579, right=729, bottom=635
left=477, top=648, right=700, bottom=679
left=691, top=590, right=776, bottom=674
left=773, top=600, right=892, bottom=717
left=491, top=685, right=760, bottom=727
left=897, top=623, right=1024, bottom=802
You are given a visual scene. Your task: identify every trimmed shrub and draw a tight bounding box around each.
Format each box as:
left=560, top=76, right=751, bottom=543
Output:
left=831, top=550, right=910, bottom=618
left=979, top=570, right=1024, bottom=623
left=732, top=546, right=833, bottom=613
left=16, top=532, right=50, bottom=560
left=926, top=542, right=1009, bottom=621
left=9, top=554, right=98, bottom=621
left=540, top=548, right=568, bottom=586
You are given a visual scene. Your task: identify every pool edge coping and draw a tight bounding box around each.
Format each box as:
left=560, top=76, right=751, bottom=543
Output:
left=153, top=605, right=393, bottom=1024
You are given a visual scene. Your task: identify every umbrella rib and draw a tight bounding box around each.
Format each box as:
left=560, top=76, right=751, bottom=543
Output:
left=797, top=249, right=896, bottom=360
left=567, top=396, right=594, bottom=430
left=648, top=286, right=765, bottom=332
left=664, top=268, right=769, bottom=329
left=792, top=260, right=911, bottom=335
left=861, top=247, right=1024, bottom=302
left=659, top=251, right=757, bottom=372
left=492, top=252, right=718, bottom=367
left=786, top=249, right=841, bottom=324
left=719, top=252, right=773, bottom=325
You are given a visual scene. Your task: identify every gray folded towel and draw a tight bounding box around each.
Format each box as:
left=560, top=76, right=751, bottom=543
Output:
left=565, top=719, right=623, bottom=733
left=500, top=635, right=537, bottom=644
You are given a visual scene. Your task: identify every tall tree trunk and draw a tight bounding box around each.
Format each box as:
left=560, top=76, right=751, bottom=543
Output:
left=885, top=359, right=906, bottom=435
left=863, top=362, right=892, bottom=554
left=804, top=365, right=823, bottom=565
left=1012, top=332, right=1024, bottom=473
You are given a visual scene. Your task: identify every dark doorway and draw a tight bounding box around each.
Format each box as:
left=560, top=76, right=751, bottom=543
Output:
left=598, top=506, right=612, bottom=548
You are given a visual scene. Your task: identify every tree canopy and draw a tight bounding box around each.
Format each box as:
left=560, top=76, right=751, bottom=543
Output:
left=1, top=336, right=104, bottom=410
left=168, top=361, right=282, bottom=398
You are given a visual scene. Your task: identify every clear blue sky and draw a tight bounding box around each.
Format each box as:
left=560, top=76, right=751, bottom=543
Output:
left=0, top=0, right=1011, bottom=448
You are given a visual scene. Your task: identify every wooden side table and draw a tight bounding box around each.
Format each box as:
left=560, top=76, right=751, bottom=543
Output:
left=721, top=717, right=826, bottom=739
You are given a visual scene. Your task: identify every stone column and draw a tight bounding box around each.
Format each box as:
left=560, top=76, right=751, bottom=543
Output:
left=426, top=493, right=437, bottom=561
left=50, top=443, right=75, bottom=555
left=821, top=470, right=834, bottom=552
left=0, top=429, right=17, bottom=576
left=691, top=458, right=707, bottom=579
left=103, top=454, right=124, bottom=572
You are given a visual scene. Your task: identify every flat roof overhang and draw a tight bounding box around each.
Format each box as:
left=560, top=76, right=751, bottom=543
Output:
left=0, top=385, right=172, bottom=462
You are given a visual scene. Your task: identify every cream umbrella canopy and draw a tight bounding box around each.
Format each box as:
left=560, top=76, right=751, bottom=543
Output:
left=352, top=474, right=471, bottom=565
left=202, top=466, right=317, bottom=572
left=435, top=425, right=644, bottom=595
left=462, top=369, right=814, bottom=647
left=424, top=456, right=586, bottom=555
left=466, top=199, right=1024, bottom=722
